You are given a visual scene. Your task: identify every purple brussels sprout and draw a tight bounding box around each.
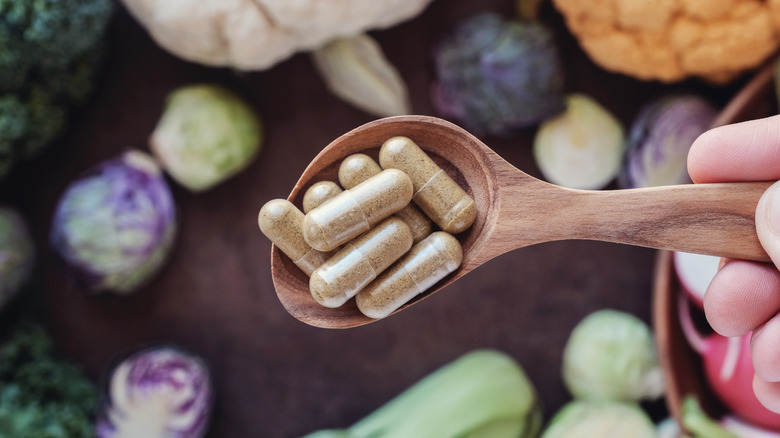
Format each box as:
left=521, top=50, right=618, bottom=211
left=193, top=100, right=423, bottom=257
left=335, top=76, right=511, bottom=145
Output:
left=620, top=95, right=718, bottom=188
left=96, top=346, right=214, bottom=438
left=50, top=150, right=176, bottom=294
left=432, top=12, right=565, bottom=135
left=0, top=206, right=35, bottom=309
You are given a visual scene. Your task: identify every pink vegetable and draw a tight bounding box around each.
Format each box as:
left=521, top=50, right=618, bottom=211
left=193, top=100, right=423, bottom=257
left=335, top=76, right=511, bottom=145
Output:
left=679, top=295, right=780, bottom=430
left=674, top=251, right=720, bottom=309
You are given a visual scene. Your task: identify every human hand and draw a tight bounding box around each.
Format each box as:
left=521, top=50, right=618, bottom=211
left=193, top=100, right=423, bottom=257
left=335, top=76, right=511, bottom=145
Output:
left=688, top=114, right=780, bottom=413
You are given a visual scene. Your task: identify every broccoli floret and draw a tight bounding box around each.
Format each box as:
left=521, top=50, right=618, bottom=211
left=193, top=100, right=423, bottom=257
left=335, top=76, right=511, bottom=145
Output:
left=0, top=0, right=113, bottom=73
left=0, top=0, right=113, bottom=178
left=41, top=41, right=108, bottom=104
left=0, top=32, right=29, bottom=92
left=0, top=96, right=25, bottom=175
left=0, top=322, right=98, bottom=438
left=0, top=88, right=66, bottom=173
left=20, top=87, right=67, bottom=159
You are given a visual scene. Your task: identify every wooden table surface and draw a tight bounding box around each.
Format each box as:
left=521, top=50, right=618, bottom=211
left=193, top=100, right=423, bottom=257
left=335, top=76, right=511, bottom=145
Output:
left=0, top=1, right=750, bottom=436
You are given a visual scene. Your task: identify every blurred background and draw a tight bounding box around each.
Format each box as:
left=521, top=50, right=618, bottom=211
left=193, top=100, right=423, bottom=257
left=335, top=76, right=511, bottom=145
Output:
left=0, top=0, right=775, bottom=436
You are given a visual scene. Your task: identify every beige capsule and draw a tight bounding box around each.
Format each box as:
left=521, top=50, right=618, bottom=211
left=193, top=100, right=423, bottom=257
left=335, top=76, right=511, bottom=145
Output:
left=339, top=153, right=433, bottom=243
left=379, top=136, right=476, bottom=234
left=356, top=231, right=462, bottom=319
left=303, top=169, right=413, bottom=252
left=338, top=153, right=383, bottom=189
left=310, top=217, right=413, bottom=308
left=258, top=199, right=331, bottom=276
left=303, top=181, right=343, bottom=213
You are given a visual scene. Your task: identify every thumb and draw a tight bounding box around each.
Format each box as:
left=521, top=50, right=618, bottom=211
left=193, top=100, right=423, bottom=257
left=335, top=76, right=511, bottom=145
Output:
left=756, top=181, right=780, bottom=268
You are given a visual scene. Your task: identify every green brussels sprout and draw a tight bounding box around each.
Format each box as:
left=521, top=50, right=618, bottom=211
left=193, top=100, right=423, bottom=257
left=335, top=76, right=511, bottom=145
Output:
left=562, top=309, right=664, bottom=402
left=50, top=150, right=177, bottom=294
left=150, top=84, right=263, bottom=192
left=540, top=400, right=655, bottom=438
left=0, top=206, right=35, bottom=309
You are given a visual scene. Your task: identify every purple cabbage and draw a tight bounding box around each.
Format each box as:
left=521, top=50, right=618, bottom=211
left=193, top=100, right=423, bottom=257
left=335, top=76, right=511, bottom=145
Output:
left=432, top=12, right=565, bottom=135
left=620, top=95, right=718, bottom=188
left=96, top=346, right=214, bottom=438
left=50, top=150, right=176, bottom=294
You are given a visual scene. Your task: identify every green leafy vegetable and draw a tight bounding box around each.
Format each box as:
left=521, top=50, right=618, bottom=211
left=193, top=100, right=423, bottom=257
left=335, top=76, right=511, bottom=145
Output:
left=681, top=396, right=737, bottom=438
left=302, top=350, right=541, bottom=438
left=0, top=322, right=98, bottom=437
left=0, top=0, right=113, bottom=177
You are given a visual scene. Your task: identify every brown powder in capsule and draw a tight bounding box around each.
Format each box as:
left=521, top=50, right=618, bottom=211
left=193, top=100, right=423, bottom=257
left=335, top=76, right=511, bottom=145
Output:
left=379, top=139, right=441, bottom=188
left=392, top=203, right=433, bottom=243
left=380, top=136, right=476, bottom=234
left=338, top=154, right=382, bottom=190
left=309, top=217, right=412, bottom=308
left=257, top=199, right=330, bottom=276
left=339, top=153, right=433, bottom=243
left=349, top=169, right=412, bottom=221
left=303, top=169, right=413, bottom=251
left=303, top=181, right=343, bottom=213
left=414, top=170, right=476, bottom=234
left=355, top=231, right=462, bottom=319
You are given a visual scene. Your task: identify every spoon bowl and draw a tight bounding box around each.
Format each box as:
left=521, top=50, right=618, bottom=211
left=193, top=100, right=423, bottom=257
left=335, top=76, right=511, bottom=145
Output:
left=271, top=115, right=771, bottom=329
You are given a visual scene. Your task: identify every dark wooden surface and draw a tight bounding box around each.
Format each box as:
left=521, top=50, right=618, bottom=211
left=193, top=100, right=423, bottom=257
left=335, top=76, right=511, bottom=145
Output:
left=0, top=1, right=751, bottom=436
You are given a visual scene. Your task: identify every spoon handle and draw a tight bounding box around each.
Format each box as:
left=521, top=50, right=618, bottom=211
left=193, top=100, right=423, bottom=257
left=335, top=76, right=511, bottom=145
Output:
left=495, top=181, right=773, bottom=261
left=569, top=182, right=772, bottom=260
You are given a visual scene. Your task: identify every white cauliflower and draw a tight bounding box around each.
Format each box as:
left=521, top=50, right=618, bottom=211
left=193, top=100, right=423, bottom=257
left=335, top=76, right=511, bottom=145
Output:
left=121, top=0, right=433, bottom=70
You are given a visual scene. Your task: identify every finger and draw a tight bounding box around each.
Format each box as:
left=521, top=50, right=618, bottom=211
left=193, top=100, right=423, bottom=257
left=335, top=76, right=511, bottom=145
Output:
left=688, top=115, right=780, bottom=183
left=753, top=375, right=780, bottom=414
left=751, top=314, right=780, bottom=382
left=703, top=260, right=780, bottom=337
left=756, top=181, right=780, bottom=271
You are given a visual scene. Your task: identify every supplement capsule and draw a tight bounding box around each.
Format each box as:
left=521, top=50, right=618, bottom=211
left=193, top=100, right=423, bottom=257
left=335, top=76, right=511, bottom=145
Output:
left=338, top=153, right=383, bottom=190
left=310, top=217, right=413, bottom=308
left=303, top=181, right=343, bottom=213
left=258, top=199, right=331, bottom=276
left=303, top=169, right=413, bottom=251
left=379, top=136, right=476, bottom=234
left=339, top=153, right=433, bottom=243
left=356, top=231, right=462, bottom=319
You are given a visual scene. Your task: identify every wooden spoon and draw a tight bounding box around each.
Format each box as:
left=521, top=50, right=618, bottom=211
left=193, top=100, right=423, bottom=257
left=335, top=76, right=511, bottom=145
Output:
left=271, top=115, right=771, bottom=329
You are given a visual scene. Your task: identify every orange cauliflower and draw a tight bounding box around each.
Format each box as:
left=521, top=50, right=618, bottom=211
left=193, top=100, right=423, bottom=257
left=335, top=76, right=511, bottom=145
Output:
left=552, top=0, right=780, bottom=83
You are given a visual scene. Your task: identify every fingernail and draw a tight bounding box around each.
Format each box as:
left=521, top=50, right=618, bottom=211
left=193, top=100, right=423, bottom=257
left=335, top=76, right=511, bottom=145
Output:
left=760, top=181, right=780, bottom=236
